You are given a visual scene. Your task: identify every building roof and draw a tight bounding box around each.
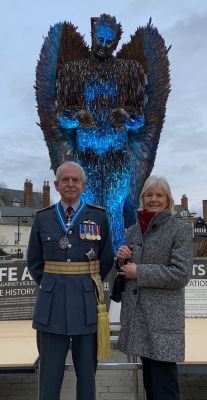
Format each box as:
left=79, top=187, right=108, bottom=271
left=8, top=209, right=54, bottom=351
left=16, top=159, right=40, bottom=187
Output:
left=0, top=206, right=36, bottom=226
left=0, top=187, right=42, bottom=209
left=193, top=217, right=207, bottom=237
left=174, top=204, right=195, bottom=219
left=194, top=217, right=207, bottom=226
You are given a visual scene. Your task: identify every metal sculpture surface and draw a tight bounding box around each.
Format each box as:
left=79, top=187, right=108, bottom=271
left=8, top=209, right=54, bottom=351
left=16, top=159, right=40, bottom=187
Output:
left=35, top=14, right=170, bottom=252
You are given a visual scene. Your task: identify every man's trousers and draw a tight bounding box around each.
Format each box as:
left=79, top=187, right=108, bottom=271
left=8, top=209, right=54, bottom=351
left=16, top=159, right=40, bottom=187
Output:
left=37, top=331, right=97, bottom=400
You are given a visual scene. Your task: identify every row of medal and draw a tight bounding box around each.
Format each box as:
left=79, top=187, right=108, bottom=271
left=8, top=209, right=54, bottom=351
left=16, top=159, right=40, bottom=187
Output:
left=79, top=222, right=101, bottom=240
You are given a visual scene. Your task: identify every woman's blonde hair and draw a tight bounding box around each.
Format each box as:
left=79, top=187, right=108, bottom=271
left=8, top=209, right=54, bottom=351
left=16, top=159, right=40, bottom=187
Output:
left=139, top=175, right=174, bottom=212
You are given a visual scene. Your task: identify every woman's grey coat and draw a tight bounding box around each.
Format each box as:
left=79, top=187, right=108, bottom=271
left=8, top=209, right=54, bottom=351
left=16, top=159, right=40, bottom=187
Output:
left=118, top=210, right=193, bottom=362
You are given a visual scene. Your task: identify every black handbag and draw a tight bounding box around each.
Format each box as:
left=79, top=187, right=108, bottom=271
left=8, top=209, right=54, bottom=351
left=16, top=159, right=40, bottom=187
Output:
left=110, top=274, right=125, bottom=303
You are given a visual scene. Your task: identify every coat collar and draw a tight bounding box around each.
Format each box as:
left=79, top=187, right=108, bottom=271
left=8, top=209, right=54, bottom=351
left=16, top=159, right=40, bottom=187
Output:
left=139, top=209, right=172, bottom=234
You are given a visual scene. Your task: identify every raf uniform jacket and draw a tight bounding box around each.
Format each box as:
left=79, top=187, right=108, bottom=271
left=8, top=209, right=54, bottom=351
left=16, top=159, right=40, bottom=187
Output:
left=27, top=202, right=113, bottom=336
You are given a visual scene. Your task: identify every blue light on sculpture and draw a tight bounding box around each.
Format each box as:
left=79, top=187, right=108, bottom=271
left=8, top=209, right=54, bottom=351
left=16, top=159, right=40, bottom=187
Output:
left=76, top=128, right=127, bottom=154
left=36, top=15, right=171, bottom=253
left=58, top=115, right=79, bottom=129
left=57, top=60, right=144, bottom=252
left=73, top=75, right=131, bottom=251
left=125, top=115, right=145, bottom=131
left=96, top=24, right=116, bottom=45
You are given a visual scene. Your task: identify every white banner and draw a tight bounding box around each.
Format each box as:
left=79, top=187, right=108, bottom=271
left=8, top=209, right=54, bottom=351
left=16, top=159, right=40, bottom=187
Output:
left=185, top=257, right=207, bottom=318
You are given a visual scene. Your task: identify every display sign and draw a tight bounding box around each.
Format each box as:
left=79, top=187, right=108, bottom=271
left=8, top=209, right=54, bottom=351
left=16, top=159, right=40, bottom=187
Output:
left=109, top=258, right=207, bottom=323
left=0, top=260, right=38, bottom=320
left=0, top=259, right=114, bottom=320
left=185, top=257, right=207, bottom=318
left=2, top=258, right=205, bottom=321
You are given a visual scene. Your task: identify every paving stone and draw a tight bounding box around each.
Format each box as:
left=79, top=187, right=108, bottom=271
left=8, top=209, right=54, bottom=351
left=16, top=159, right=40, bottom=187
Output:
left=0, top=349, right=207, bottom=400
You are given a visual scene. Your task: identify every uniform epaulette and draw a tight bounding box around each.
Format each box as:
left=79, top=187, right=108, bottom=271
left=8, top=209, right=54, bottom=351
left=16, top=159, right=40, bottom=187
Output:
left=86, top=203, right=106, bottom=211
left=36, top=204, right=55, bottom=213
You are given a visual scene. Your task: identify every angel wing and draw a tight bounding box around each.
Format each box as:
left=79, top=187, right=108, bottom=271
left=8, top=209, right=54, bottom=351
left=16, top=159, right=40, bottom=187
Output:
left=117, top=18, right=171, bottom=226
left=35, top=22, right=90, bottom=173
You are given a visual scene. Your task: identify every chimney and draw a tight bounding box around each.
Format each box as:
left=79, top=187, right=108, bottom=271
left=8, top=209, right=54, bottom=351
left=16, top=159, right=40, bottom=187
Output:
left=43, top=181, right=50, bottom=208
left=203, top=200, right=207, bottom=222
left=181, top=194, right=188, bottom=210
left=24, top=179, right=33, bottom=207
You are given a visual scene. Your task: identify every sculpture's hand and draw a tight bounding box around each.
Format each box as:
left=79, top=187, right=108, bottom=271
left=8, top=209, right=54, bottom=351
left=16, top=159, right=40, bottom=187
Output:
left=57, top=109, right=95, bottom=130
left=58, top=114, right=79, bottom=130
left=124, top=114, right=145, bottom=131
left=109, top=107, right=130, bottom=131
left=76, top=109, right=95, bottom=129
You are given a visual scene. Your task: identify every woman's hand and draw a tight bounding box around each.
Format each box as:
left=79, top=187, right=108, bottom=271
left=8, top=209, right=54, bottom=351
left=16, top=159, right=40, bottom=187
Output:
left=120, top=262, right=137, bottom=279
left=116, top=245, right=132, bottom=261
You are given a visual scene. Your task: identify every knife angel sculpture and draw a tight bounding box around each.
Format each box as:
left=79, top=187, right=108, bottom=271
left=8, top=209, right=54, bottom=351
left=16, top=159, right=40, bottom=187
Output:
left=35, top=14, right=170, bottom=252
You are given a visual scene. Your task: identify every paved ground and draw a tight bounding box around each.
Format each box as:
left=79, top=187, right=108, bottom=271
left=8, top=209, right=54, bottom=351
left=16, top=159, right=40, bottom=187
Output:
left=1, top=349, right=207, bottom=400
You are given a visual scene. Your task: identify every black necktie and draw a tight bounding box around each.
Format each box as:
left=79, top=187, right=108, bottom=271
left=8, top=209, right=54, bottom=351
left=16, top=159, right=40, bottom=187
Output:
left=65, top=206, right=74, bottom=219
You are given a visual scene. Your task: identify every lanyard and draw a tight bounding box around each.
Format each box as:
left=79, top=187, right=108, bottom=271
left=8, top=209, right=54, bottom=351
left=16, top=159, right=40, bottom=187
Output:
left=55, top=201, right=86, bottom=234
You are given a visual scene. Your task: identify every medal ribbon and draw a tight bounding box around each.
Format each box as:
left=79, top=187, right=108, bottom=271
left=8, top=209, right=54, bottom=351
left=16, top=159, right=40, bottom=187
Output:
left=55, top=202, right=86, bottom=234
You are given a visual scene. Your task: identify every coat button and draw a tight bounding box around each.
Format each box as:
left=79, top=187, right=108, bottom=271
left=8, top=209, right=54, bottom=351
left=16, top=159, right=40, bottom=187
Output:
left=69, top=231, right=72, bottom=235
left=68, top=244, right=72, bottom=248
left=133, top=289, right=138, bottom=295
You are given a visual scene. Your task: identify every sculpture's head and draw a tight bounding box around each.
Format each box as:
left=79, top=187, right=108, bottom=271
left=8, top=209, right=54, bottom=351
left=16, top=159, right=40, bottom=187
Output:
left=91, top=14, right=122, bottom=59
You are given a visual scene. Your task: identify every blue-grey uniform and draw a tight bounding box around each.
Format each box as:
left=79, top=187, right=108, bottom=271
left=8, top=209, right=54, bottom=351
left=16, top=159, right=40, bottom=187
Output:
left=27, top=201, right=113, bottom=400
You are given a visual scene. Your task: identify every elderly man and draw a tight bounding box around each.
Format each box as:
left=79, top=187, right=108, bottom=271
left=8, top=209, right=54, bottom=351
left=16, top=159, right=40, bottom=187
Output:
left=27, top=161, right=113, bottom=400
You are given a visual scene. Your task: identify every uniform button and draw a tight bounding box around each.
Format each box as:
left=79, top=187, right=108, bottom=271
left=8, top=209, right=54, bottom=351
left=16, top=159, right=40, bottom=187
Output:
left=39, top=285, right=42, bottom=289
left=67, top=259, right=71, bottom=262
left=69, top=231, right=72, bottom=235
left=133, top=289, right=138, bottom=295
left=68, top=244, right=72, bottom=248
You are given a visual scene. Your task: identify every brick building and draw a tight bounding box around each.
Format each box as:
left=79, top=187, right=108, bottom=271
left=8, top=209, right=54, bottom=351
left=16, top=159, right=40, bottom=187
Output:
left=174, top=194, right=207, bottom=257
left=0, top=179, right=50, bottom=209
left=0, top=180, right=50, bottom=258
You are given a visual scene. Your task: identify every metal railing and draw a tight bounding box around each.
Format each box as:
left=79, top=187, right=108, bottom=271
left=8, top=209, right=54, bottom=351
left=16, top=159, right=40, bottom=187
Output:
left=64, top=334, right=144, bottom=400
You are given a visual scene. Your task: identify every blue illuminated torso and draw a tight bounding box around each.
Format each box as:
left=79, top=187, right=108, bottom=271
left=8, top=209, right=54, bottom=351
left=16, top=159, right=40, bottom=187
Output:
left=58, top=57, right=143, bottom=251
left=77, top=127, right=127, bottom=154
left=76, top=70, right=127, bottom=154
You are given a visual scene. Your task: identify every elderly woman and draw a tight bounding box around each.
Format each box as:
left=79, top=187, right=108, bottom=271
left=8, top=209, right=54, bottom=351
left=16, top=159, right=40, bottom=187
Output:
left=116, top=175, right=192, bottom=400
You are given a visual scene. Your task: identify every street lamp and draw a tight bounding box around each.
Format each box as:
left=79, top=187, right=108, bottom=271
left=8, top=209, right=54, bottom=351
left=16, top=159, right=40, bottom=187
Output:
left=17, top=216, right=21, bottom=258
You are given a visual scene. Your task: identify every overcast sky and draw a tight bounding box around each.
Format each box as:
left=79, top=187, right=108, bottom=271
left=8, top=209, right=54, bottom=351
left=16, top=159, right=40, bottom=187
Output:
left=0, top=0, right=206, bottom=215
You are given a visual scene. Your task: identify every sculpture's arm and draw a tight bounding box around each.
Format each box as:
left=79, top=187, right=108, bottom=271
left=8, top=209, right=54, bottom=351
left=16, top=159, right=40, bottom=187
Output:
left=57, top=112, right=79, bottom=129
left=56, top=63, right=95, bottom=130
left=109, top=107, right=144, bottom=132
left=57, top=109, right=95, bottom=130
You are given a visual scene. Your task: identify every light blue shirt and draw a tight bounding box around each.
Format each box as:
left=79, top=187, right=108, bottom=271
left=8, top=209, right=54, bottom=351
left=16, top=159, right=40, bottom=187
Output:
left=60, top=199, right=81, bottom=213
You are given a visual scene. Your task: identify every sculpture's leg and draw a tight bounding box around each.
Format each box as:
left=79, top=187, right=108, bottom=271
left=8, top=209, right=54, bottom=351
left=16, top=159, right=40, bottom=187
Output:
left=103, top=151, right=130, bottom=253
left=76, top=151, right=103, bottom=206
left=123, top=196, right=139, bottom=228
left=76, top=149, right=130, bottom=253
